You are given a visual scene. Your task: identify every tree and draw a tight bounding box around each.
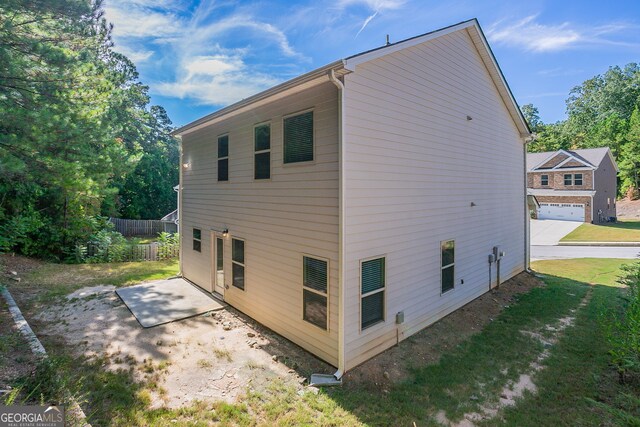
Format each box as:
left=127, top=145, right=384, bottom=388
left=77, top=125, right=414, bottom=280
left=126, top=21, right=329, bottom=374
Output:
left=620, top=106, right=640, bottom=199
left=0, top=0, right=178, bottom=259
left=521, top=104, right=543, bottom=133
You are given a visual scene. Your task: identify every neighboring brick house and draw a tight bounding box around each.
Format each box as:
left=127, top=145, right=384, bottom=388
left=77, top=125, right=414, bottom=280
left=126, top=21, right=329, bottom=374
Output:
left=527, top=148, right=618, bottom=223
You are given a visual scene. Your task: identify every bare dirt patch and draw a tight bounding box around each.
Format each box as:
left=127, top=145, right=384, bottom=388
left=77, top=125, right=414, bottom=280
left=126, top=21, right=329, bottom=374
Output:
left=30, top=285, right=332, bottom=408
left=344, top=272, right=544, bottom=389
left=617, top=198, right=640, bottom=219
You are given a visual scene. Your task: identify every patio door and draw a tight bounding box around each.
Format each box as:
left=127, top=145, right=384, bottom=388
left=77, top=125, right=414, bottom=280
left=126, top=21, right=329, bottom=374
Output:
left=211, top=233, right=225, bottom=298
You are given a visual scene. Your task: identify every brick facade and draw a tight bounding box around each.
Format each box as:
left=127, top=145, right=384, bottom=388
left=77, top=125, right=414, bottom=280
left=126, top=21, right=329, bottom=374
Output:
left=527, top=170, right=593, bottom=190
left=535, top=195, right=592, bottom=223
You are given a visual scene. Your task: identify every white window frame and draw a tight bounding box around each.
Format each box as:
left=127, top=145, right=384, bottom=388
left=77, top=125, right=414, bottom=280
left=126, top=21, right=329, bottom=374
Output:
left=540, top=174, right=549, bottom=186
left=441, top=239, right=455, bottom=295
left=231, top=237, right=245, bottom=291
left=253, top=122, right=271, bottom=181
left=217, top=133, right=229, bottom=182
left=302, top=254, right=330, bottom=331
left=359, top=255, right=386, bottom=332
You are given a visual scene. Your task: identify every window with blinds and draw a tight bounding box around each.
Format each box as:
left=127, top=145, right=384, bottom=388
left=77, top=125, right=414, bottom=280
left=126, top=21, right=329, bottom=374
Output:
left=232, top=238, right=245, bottom=290
left=361, top=257, right=385, bottom=329
left=218, top=134, right=229, bottom=181
left=254, top=123, right=270, bottom=179
left=302, top=256, right=328, bottom=330
left=441, top=240, right=454, bottom=293
left=283, top=111, right=313, bottom=164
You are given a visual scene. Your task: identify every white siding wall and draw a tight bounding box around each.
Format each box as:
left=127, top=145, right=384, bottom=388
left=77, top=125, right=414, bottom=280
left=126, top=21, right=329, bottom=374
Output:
left=342, top=29, right=526, bottom=369
left=181, top=82, right=340, bottom=365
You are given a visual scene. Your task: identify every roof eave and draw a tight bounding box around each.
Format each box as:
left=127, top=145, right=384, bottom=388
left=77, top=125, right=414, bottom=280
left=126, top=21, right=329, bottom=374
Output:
left=171, top=60, right=345, bottom=136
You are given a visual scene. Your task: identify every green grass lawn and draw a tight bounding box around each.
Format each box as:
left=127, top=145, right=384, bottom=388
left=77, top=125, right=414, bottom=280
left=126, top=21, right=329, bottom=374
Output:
left=561, top=220, right=640, bottom=242
left=3, top=257, right=640, bottom=426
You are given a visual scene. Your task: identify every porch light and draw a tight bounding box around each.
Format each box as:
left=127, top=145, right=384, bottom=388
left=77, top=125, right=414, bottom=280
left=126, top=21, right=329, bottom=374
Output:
left=222, top=228, right=229, bottom=237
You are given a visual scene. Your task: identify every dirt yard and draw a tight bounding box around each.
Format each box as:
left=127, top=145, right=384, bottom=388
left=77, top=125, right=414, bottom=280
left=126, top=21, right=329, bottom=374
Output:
left=2, top=253, right=543, bottom=414
left=617, top=198, right=640, bottom=219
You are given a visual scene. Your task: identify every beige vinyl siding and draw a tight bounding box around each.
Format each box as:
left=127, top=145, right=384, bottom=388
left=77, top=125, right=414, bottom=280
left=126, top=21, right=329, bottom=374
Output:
left=342, top=29, right=525, bottom=370
left=180, top=81, right=340, bottom=365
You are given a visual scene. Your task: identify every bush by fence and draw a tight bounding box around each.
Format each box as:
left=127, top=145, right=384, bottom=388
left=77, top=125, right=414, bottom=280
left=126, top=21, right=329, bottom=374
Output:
left=76, top=231, right=179, bottom=263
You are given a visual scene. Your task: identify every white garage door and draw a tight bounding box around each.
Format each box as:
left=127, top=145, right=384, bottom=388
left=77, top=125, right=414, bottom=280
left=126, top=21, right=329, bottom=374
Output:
left=537, top=203, right=585, bottom=222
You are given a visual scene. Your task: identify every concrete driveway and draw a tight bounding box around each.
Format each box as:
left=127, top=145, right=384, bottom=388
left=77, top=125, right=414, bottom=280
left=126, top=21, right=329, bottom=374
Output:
left=531, top=245, right=640, bottom=261
left=530, top=219, right=582, bottom=246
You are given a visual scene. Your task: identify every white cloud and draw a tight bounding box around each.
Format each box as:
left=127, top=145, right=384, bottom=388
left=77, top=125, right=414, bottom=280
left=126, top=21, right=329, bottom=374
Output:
left=338, top=0, right=405, bottom=10
left=112, top=44, right=154, bottom=63
left=487, top=15, right=637, bottom=52
left=487, top=16, right=579, bottom=52
left=104, top=3, right=183, bottom=39
left=184, top=55, right=243, bottom=78
left=338, top=0, right=406, bottom=36
left=155, top=49, right=281, bottom=105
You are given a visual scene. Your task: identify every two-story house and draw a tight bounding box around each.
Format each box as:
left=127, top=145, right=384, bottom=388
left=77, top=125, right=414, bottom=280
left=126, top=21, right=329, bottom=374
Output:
left=527, top=148, right=618, bottom=223
left=173, top=19, right=531, bottom=377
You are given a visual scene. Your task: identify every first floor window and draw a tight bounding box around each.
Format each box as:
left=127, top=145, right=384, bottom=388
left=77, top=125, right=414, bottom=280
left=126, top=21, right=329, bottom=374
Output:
left=441, top=240, right=455, bottom=293
left=361, top=257, right=385, bottom=329
left=564, top=174, right=572, bottom=186
left=574, top=173, right=583, bottom=186
left=541, top=174, right=549, bottom=186
left=232, top=238, right=245, bottom=290
left=303, top=256, right=328, bottom=329
left=193, top=228, right=202, bottom=252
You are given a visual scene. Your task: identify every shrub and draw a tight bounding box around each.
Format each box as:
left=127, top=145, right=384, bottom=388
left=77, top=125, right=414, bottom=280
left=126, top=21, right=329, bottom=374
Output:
left=603, top=262, right=640, bottom=382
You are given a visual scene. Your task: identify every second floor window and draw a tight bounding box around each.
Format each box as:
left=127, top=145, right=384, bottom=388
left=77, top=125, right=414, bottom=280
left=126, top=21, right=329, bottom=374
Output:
left=541, top=174, right=549, bottom=186
left=284, top=111, right=313, bottom=164
left=564, top=174, right=572, bottom=186
left=574, top=173, right=583, bottom=186
left=254, top=124, right=271, bottom=179
left=218, top=135, right=229, bottom=181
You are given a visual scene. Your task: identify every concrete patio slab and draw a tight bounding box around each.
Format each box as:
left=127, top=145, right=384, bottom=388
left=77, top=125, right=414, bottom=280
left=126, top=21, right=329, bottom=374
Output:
left=116, top=278, right=225, bottom=328
left=530, top=219, right=582, bottom=246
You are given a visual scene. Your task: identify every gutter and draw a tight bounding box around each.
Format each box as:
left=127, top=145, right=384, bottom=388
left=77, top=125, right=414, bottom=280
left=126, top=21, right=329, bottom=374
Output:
left=329, top=68, right=346, bottom=380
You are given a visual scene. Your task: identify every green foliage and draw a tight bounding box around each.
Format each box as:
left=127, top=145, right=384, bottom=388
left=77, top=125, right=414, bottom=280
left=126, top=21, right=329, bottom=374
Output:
left=602, top=262, right=640, bottom=382
left=0, top=0, right=178, bottom=260
left=157, top=232, right=179, bottom=260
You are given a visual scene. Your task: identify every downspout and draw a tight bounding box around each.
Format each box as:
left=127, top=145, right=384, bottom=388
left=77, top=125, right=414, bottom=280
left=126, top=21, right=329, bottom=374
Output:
left=523, top=135, right=534, bottom=272
left=178, top=136, right=184, bottom=277
left=329, top=68, right=346, bottom=380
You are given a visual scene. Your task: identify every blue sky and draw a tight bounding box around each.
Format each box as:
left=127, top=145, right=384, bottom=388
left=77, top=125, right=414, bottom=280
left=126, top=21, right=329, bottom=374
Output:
left=104, top=0, right=640, bottom=127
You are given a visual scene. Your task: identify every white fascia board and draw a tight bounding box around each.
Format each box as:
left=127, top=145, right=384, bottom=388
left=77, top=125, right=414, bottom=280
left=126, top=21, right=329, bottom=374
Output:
left=528, top=188, right=596, bottom=197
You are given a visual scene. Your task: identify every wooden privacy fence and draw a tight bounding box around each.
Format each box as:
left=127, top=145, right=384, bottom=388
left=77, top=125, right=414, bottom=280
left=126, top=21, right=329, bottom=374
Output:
left=109, top=218, right=177, bottom=236
left=84, top=241, right=179, bottom=262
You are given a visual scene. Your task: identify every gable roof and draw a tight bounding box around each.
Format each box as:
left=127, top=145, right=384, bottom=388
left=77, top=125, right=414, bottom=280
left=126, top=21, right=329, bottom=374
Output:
left=172, top=19, right=530, bottom=137
left=526, top=147, right=618, bottom=172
